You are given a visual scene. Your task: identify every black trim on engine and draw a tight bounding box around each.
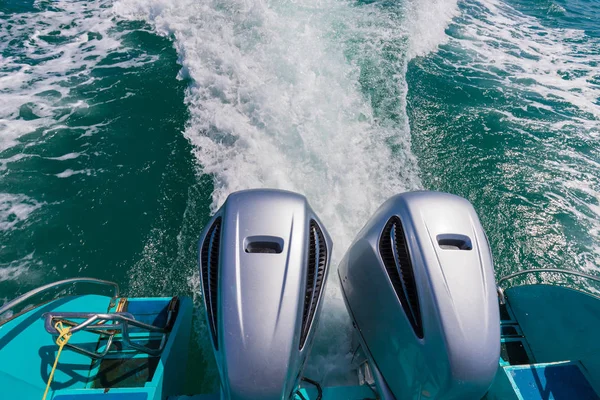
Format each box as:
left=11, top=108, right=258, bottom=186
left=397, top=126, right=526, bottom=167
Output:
left=379, top=216, right=423, bottom=338
left=300, top=220, right=327, bottom=349
left=200, top=217, right=222, bottom=349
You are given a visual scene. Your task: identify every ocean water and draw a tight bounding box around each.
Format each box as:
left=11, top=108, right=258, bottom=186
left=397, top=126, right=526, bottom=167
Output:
left=1, top=0, right=599, bottom=392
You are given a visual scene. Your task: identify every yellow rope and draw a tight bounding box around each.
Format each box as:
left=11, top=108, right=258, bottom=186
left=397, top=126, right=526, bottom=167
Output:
left=42, top=321, right=72, bottom=400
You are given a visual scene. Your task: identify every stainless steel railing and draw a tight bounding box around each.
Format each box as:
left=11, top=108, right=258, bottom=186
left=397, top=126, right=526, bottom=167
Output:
left=0, top=278, right=120, bottom=323
left=496, top=268, right=600, bottom=304
left=497, top=268, right=600, bottom=287
left=0, top=277, right=178, bottom=358
left=43, top=308, right=175, bottom=358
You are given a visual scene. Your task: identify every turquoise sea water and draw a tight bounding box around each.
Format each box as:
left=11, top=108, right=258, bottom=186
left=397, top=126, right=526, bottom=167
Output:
left=1, top=0, right=599, bottom=392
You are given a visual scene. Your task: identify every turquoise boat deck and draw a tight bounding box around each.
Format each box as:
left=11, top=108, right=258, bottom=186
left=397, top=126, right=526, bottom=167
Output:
left=178, top=283, right=600, bottom=400
left=2, top=278, right=600, bottom=399
left=0, top=293, right=192, bottom=400
left=488, top=284, right=600, bottom=400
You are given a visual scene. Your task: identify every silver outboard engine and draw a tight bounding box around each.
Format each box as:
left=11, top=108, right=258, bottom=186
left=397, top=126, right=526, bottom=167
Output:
left=198, top=189, right=332, bottom=400
left=339, top=191, right=499, bottom=400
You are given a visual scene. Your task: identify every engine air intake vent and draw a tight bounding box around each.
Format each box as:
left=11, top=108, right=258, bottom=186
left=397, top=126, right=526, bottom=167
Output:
left=300, top=220, right=327, bottom=349
left=379, top=216, right=423, bottom=338
left=200, top=217, right=222, bottom=349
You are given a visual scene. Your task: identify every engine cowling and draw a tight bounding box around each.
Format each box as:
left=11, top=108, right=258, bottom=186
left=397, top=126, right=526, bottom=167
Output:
left=198, top=189, right=332, bottom=400
left=338, top=191, right=500, bottom=399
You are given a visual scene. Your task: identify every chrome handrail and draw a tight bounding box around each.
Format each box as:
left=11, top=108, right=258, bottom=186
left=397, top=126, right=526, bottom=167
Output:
left=43, top=312, right=165, bottom=334
left=0, top=278, right=120, bottom=318
left=43, top=311, right=171, bottom=358
left=497, top=268, right=600, bottom=287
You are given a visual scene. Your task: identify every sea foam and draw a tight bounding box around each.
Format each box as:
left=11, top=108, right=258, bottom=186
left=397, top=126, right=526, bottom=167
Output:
left=114, top=0, right=458, bottom=382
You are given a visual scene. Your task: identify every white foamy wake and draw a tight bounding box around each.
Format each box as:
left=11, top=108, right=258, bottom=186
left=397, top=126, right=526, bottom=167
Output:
left=0, top=253, right=42, bottom=284
left=0, top=0, right=159, bottom=244
left=454, top=0, right=600, bottom=121
left=405, top=0, right=459, bottom=59
left=0, top=0, right=156, bottom=153
left=0, top=195, right=45, bottom=287
left=0, top=193, right=44, bottom=232
left=114, top=0, right=457, bottom=382
left=442, top=0, right=600, bottom=273
left=0, top=193, right=45, bottom=283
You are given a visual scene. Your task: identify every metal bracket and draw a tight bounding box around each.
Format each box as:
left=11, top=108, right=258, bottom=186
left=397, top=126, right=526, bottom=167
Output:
left=43, top=311, right=171, bottom=358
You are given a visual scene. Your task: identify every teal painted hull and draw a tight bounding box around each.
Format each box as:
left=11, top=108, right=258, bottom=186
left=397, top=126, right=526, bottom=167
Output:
left=0, top=294, right=192, bottom=400
left=2, top=281, right=600, bottom=399
left=486, top=284, right=600, bottom=400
